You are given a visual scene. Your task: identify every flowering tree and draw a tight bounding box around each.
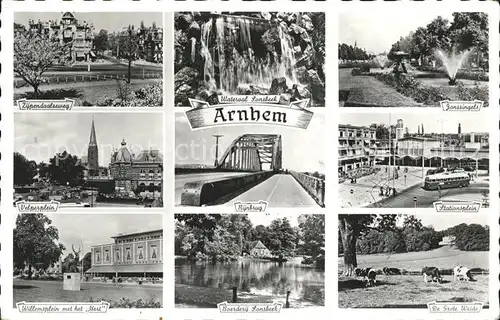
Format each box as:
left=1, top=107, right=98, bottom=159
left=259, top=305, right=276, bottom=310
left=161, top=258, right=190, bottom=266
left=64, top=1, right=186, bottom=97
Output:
left=14, top=32, right=71, bottom=98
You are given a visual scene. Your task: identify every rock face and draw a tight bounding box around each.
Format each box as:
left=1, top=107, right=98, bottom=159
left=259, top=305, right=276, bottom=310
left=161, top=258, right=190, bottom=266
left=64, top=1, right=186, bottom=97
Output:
left=269, top=77, right=289, bottom=95
left=175, top=67, right=199, bottom=106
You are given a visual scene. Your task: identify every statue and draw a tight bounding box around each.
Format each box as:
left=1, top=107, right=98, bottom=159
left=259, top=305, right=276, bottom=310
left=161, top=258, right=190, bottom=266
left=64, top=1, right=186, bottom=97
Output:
left=71, top=244, right=82, bottom=273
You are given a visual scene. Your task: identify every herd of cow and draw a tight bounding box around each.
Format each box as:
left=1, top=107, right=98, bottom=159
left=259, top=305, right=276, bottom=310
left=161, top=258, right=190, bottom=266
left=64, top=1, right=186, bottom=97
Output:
left=352, top=266, right=474, bottom=287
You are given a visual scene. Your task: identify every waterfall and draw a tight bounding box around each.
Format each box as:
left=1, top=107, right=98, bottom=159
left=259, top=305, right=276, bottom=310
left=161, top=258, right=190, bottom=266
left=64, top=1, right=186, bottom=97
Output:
left=190, top=37, right=197, bottom=63
left=200, top=19, right=217, bottom=91
left=199, top=15, right=301, bottom=95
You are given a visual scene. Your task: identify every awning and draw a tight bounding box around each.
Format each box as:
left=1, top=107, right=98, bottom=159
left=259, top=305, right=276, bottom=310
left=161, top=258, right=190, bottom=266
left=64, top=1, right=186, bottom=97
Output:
left=85, top=264, right=162, bottom=274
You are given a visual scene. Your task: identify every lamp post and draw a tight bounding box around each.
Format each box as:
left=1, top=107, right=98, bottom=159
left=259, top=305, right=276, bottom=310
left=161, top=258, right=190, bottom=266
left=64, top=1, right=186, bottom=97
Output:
left=213, top=135, right=224, bottom=167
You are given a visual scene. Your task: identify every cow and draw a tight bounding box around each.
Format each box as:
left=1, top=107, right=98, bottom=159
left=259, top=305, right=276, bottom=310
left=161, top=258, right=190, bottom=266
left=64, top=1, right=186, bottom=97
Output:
left=453, top=266, right=473, bottom=281
left=353, top=267, right=377, bottom=287
left=422, top=267, right=443, bottom=283
left=383, top=267, right=402, bottom=275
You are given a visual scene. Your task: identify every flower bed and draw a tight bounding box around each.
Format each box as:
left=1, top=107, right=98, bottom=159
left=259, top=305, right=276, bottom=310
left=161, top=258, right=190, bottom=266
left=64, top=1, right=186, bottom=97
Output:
left=371, top=73, right=487, bottom=106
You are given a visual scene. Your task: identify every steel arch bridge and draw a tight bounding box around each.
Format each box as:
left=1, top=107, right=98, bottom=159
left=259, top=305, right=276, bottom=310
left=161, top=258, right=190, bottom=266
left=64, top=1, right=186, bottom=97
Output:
left=217, top=134, right=282, bottom=172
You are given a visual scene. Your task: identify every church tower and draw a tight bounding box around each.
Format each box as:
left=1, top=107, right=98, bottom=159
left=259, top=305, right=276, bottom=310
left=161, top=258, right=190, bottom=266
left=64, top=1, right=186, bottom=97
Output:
left=87, top=118, right=99, bottom=175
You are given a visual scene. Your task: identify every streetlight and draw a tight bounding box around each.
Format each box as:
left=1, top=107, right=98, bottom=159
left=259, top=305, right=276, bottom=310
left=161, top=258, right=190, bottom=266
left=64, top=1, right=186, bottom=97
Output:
left=213, top=135, right=224, bottom=167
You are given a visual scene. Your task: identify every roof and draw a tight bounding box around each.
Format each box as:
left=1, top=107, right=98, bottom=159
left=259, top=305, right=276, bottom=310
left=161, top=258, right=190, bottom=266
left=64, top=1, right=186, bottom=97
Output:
left=426, top=171, right=470, bottom=179
left=111, top=229, right=163, bottom=239
left=61, top=12, right=76, bottom=20
left=397, top=137, right=439, bottom=142
left=86, top=264, right=162, bottom=274
left=89, top=119, right=97, bottom=146
left=135, top=149, right=163, bottom=163
left=113, top=139, right=134, bottom=163
left=249, top=240, right=268, bottom=251
left=339, top=124, right=375, bottom=131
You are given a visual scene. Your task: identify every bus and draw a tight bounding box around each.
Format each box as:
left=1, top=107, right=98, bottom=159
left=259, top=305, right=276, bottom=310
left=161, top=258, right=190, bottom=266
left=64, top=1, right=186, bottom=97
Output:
left=423, top=172, right=471, bottom=190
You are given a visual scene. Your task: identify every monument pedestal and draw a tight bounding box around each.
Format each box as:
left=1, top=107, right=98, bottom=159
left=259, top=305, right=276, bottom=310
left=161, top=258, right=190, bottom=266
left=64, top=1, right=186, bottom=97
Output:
left=63, top=272, right=81, bottom=291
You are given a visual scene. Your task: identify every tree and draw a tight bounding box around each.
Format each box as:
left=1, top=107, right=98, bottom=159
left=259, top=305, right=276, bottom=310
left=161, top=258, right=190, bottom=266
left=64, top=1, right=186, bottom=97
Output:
left=62, top=253, right=79, bottom=273
left=402, top=215, right=423, bottom=231
left=267, top=218, right=296, bottom=261
left=120, top=25, right=140, bottom=83
left=93, top=29, right=109, bottom=55
left=13, top=214, right=65, bottom=279
left=82, top=252, right=92, bottom=273
left=14, top=32, right=71, bottom=98
left=47, top=151, right=85, bottom=186
left=338, top=214, right=397, bottom=276
left=298, top=214, right=325, bottom=260
left=14, top=152, right=38, bottom=186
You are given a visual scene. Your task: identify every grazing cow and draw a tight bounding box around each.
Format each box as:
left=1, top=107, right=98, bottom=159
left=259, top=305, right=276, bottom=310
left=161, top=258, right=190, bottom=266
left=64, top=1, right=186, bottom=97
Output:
left=353, top=267, right=377, bottom=287
left=383, top=267, right=402, bottom=275
left=422, top=267, right=443, bottom=283
left=353, top=267, right=372, bottom=277
left=453, top=266, right=473, bottom=281
left=366, top=269, right=377, bottom=287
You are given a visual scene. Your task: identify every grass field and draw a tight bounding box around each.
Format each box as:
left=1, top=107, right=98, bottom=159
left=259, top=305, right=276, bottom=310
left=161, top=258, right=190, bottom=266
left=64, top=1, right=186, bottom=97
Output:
left=13, top=279, right=162, bottom=308
left=338, top=247, right=489, bottom=308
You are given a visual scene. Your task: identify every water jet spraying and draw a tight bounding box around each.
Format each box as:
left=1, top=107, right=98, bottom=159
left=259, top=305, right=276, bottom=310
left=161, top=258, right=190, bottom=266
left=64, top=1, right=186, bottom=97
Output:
left=435, top=48, right=471, bottom=86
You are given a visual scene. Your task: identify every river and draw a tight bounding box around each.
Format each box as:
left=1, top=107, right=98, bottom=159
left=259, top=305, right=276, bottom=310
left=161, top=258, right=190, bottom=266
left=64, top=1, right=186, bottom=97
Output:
left=175, top=257, right=324, bottom=307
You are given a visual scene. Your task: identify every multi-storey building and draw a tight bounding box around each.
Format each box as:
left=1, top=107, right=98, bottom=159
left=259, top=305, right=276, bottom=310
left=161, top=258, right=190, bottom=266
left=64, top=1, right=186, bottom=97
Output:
left=137, top=24, right=163, bottom=63
left=338, top=124, right=377, bottom=175
left=86, top=229, right=163, bottom=278
left=109, top=140, right=163, bottom=194
left=18, top=12, right=95, bottom=61
left=83, top=119, right=163, bottom=195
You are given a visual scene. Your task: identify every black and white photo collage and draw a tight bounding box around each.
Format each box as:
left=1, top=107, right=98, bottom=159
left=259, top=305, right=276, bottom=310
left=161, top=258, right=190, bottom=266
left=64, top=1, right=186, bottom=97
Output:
left=0, top=1, right=498, bottom=320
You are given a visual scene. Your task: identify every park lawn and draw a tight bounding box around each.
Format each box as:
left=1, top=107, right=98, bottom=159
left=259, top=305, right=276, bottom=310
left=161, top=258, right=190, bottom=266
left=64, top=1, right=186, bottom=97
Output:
left=338, top=274, right=489, bottom=308
left=339, top=69, right=421, bottom=108
left=338, top=246, right=489, bottom=271
left=13, top=279, right=162, bottom=308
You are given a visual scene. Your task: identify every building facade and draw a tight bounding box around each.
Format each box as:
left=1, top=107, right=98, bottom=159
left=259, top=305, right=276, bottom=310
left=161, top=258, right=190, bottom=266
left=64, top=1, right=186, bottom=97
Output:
left=18, top=12, right=95, bottom=61
left=248, top=240, right=271, bottom=257
left=109, top=139, right=163, bottom=194
left=338, top=124, right=377, bottom=175
left=87, top=229, right=163, bottom=277
left=137, top=24, right=163, bottom=63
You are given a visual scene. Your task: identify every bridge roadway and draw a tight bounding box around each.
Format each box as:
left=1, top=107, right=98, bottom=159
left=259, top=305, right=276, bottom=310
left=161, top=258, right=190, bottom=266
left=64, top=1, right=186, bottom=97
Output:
left=175, top=173, right=319, bottom=207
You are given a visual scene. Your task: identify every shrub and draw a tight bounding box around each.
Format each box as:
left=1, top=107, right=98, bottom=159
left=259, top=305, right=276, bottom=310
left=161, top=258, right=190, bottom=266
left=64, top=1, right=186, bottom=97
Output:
left=21, top=88, right=83, bottom=100
left=456, top=81, right=488, bottom=102
left=351, top=68, right=362, bottom=76
left=88, top=296, right=161, bottom=308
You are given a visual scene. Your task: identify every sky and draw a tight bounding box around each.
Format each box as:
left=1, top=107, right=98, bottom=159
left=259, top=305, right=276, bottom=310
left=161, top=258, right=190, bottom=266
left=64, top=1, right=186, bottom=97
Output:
left=175, top=112, right=325, bottom=173
left=402, top=214, right=489, bottom=231
left=339, top=11, right=455, bottom=54
left=14, top=12, right=163, bottom=33
left=15, top=113, right=163, bottom=166
left=340, top=113, right=488, bottom=135
left=15, top=213, right=163, bottom=257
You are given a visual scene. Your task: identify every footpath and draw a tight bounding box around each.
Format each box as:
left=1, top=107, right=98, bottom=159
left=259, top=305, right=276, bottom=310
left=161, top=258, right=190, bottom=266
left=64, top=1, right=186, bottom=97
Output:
left=340, top=165, right=427, bottom=208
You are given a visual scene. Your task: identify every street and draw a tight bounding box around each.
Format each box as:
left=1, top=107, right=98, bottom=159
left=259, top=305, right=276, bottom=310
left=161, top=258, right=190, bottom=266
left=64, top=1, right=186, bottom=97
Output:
left=367, top=182, right=489, bottom=208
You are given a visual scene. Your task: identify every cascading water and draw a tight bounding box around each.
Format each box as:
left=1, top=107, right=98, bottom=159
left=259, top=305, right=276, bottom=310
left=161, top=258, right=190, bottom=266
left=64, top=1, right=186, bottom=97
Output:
left=200, top=18, right=217, bottom=92
left=435, top=48, right=471, bottom=85
left=199, top=15, right=300, bottom=95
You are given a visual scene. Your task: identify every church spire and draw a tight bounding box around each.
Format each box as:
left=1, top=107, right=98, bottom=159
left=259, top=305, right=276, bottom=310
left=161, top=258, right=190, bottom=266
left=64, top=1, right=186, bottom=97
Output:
left=89, top=117, right=97, bottom=146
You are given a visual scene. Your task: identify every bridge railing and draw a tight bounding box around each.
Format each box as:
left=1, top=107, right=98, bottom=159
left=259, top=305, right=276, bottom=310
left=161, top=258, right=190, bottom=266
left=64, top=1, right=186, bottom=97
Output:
left=290, top=171, right=325, bottom=207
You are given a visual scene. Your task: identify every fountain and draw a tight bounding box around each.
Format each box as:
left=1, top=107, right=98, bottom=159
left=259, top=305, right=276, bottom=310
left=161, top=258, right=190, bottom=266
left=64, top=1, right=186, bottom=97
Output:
left=391, top=51, right=409, bottom=74
left=435, top=48, right=471, bottom=86
left=373, top=54, right=389, bottom=69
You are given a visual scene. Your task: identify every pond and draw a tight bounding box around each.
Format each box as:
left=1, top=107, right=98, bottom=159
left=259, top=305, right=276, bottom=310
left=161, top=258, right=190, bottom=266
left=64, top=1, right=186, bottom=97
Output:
left=175, top=257, right=324, bottom=307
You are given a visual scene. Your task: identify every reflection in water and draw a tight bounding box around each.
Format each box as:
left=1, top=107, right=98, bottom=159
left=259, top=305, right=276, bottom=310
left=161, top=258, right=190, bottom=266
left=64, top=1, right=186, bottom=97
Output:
left=175, top=257, right=324, bottom=306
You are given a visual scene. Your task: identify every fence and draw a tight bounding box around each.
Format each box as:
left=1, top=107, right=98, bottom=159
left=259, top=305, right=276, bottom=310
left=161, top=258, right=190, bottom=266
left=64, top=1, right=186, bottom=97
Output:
left=339, top=268, right=489, bottom=276
left=290, top=171, right=325, bottom=207
left=14, top=72, right=163, bottom=88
